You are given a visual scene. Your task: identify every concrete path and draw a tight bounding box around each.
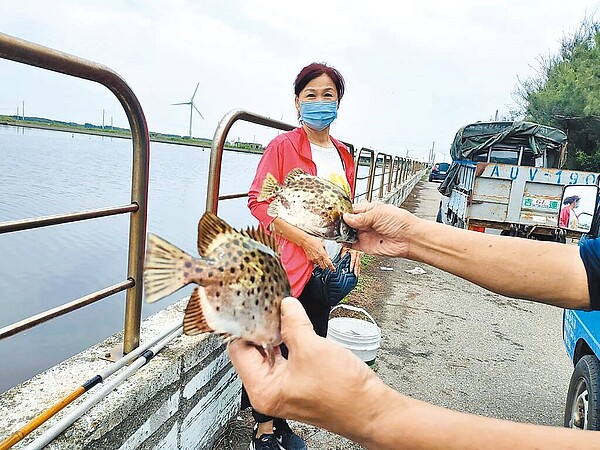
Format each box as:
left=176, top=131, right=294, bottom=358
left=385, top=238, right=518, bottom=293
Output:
left=372, top=180, right=571, bottom=425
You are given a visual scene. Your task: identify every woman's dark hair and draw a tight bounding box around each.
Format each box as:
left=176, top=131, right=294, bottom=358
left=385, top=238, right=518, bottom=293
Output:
left=563, top=195, right=581, bottom=205
left=294, top=62, right=345, bottom=103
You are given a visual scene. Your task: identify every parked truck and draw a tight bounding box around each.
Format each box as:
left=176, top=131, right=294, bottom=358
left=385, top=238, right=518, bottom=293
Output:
left=437, top=121, right=599, bottom=241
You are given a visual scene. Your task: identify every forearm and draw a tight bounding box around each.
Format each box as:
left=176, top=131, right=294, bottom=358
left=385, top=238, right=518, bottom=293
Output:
left=407, top=218, right=590, bottom=309
left=271, top=217, right=309, bottom=247
left=353, top=388, right=595, bottom=449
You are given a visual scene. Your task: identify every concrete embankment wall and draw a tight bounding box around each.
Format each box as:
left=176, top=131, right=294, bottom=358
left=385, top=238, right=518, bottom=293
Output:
left=0, top=169, right=426, bottom=450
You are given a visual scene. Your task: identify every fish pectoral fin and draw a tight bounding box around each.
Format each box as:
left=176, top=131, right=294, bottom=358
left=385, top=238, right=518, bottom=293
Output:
left=266, top=200, right=280, bottom=218
left=183, top=287, right=214, bottom=336
left=144, top=233, right=194, bottom=304
left=255, top=344, right=277, bottom=367
left=218, top=333, right=238, bottom=344
left=258, top=172, right=281, bottom=201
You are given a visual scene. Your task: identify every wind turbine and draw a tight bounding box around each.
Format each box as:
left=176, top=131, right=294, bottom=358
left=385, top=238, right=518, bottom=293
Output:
left=172, top=82, right=204, bottom=137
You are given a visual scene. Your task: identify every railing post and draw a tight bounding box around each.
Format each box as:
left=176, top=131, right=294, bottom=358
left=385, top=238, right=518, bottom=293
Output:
left=0, top=32, right=150, bottom=354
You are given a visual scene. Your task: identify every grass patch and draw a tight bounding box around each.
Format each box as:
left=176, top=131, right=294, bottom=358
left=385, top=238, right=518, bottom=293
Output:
left=341, top=253, right=376, bottom=302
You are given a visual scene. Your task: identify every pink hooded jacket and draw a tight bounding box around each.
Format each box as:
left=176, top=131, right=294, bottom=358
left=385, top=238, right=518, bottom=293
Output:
left=248, top=127, right=356, bottom=297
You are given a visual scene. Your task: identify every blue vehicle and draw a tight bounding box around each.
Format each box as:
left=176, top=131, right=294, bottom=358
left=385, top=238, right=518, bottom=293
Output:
left=562, top=185, right=600, bottom=430
left=563, top=309, right=600, bottom=429
left=428, top=162, right=450, bottom=182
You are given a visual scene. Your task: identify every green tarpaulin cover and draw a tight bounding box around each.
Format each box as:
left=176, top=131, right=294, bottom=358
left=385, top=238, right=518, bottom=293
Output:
left=449, top=121, right=567, bottom=162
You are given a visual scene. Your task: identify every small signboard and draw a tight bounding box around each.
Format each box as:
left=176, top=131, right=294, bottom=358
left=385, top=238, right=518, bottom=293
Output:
left=522, top=196, right=560, bottom=211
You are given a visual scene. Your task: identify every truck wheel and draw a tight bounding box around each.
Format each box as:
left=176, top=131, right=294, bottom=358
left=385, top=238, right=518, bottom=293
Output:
left=564, top=355, right=600, bottom=430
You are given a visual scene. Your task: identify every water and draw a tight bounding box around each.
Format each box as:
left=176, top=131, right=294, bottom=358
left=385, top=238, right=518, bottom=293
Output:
left=0, top=126, right=373, bottom=392
left=0, top=126, right=265, bottom=392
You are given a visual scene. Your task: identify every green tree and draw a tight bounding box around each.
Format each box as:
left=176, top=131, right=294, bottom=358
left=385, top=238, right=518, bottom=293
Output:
left=515, top=17, right=600, bottom=171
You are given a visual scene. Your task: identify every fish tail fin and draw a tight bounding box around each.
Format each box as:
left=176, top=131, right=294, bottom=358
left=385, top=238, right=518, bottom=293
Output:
left=183, top=287, right=214, bottom=335
left=257, top=172, right=280, bottom=201
left=144, top=233, right=194, bottom=303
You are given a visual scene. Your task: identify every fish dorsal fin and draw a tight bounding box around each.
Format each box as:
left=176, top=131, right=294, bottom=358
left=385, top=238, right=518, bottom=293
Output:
left=183, top=287, right=213, bottom=336
left=197, top=211, right=237, bottom=256
left=257, top=172, right=281, bottom=201
left=284, top=168, right=307, bottom=184
left=244, top=227, right=280, bottom=255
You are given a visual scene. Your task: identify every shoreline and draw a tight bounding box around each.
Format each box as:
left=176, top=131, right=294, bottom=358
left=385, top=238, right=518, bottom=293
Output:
left=0, top=120, right=265, bottom=154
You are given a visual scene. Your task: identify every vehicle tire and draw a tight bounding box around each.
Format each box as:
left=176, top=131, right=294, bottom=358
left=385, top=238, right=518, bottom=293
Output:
left=564, top=354, right=600, bottom=430
left=428, top=175, right=433, bottom=182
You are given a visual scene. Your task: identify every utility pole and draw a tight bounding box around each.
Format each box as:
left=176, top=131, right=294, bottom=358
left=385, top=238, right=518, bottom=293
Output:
left=22, top=101, right=25, bottom=120
left=102, top=109, right=105, bottom=130
left=16, top=106, right=19, bottom=119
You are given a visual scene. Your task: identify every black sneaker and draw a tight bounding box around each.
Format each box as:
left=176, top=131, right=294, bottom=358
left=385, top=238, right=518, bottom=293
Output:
left=273, top=420, right=307, bottom=450
left=249, top=431, right=280, bottom=450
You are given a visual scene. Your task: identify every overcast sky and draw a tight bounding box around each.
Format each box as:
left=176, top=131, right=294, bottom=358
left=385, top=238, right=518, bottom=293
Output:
left=2, top=1, right=599, bottom=161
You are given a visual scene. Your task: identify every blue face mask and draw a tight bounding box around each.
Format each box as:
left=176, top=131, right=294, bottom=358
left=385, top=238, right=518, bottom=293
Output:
left=299, top=100, right=338, bottom=131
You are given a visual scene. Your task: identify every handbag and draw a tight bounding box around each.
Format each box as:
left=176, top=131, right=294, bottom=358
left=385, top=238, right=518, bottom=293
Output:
left=312, top=251, right=358, bottom=306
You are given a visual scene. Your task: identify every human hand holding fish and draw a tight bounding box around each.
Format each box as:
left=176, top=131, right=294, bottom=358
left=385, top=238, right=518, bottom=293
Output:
left=227, top=296, right=381, bottom=441
left=270, top=216, right=335, bottom=271
left=143, top=212, right=291, bottom=365
left=300, top=233, right=336, bottom=270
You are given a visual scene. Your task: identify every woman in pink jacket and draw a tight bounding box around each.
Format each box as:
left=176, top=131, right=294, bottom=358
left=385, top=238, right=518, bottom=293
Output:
left=245, top=62, right=360, bottom=450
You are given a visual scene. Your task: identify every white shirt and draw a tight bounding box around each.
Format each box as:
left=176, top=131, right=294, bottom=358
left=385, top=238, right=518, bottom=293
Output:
left=310, top=143, right=350, bottom=195
left=310, top=143, right=349, bottom=259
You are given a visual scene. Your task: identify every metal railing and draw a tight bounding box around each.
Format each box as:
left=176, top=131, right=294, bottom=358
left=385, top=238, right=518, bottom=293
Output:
left=207, top=111, right=427, bottom=211
left=0, top=32, right=149, bottom=354
left=353, top=149, right=426, bottom=202
left=206, top=109, right=294, bottom=213
left=0, top=32, right=426, bottom=358
left=354, top=148, right=376, bottom=202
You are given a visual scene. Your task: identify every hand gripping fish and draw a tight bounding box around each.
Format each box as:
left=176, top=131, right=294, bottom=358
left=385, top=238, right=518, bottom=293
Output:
left=143, top=211, right=290, bottom=365
left=258, top=168, right=358, bottom=243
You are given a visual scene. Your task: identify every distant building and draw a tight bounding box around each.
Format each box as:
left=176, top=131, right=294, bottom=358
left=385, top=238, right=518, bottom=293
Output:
left=233, top=141, right=263, bottom=150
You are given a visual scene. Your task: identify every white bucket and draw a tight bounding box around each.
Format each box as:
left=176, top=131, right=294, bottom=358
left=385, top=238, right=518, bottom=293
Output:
left=327, top=304, right=381, bottom=366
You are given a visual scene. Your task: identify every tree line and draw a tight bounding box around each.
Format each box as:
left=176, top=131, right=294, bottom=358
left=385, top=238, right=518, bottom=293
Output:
left=515, top=16, right=600, bottom=171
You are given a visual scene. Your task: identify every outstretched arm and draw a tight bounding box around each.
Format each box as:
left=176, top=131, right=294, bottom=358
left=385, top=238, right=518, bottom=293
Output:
left=229, top=297, right=595, bottom=449
left=344, top=203, right=590, bottom=309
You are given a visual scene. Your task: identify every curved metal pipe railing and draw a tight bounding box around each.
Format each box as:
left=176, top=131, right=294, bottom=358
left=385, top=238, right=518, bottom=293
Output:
left=354, top=148, right=376, bottom=202
left=206, top=109, right=294, bottom=213
left=0, top=32, right=149, bottom=354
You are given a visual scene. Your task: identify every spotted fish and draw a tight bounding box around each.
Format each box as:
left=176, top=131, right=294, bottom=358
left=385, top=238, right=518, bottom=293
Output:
left=143, top=211, right=290, bottom=364
left=258, top=168, right=357, bottom=243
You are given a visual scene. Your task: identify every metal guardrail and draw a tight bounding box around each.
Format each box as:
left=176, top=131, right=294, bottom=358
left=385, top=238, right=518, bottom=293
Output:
left=0, top=33, right=149, bottom=354
left=355, top=148, right=376, bottom=202
left=0, top=33, right=426, bottom=359
left=207, top=112, right=426, bottom=210
left=353, top=149, right=426, bottom=202
left=206, top=109, right=295, bottom=213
